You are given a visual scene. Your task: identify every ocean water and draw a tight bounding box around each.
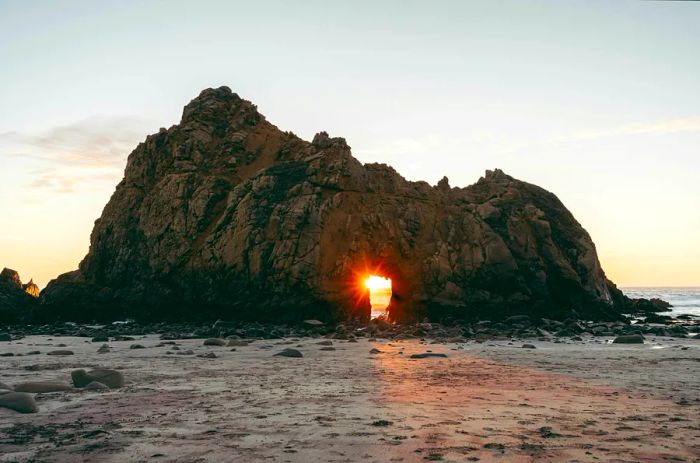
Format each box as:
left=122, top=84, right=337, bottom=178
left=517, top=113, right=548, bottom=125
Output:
left=621, top=287, right=700, bottom=318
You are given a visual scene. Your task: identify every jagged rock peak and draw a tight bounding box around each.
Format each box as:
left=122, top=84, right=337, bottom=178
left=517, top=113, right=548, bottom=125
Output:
left=436, top=176, right=451, bottom=192
left=0, top=268, right=22, bottom=288
left=481, top=168, right=512, bottom=183
left=312, top=131, right=349, bottom=150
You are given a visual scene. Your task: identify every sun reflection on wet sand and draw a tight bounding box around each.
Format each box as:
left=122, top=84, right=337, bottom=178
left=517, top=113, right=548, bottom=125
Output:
left=365, top=340, right=696, bottom=462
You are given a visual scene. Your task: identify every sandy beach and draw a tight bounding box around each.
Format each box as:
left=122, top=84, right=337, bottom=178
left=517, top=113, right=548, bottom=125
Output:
left=1, top=334, right=698, bottom=462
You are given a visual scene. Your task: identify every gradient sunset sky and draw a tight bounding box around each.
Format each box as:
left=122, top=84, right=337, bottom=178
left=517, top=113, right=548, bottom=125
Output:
left=1, top=0, right=699, bottom=288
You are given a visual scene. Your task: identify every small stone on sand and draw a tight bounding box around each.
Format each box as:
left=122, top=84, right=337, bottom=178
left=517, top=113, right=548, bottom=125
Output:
left=47, top=350, right=74, bottom=356
left=410, top=353, right=447, bottom=359
left=274, top=348, right=303, bottom=358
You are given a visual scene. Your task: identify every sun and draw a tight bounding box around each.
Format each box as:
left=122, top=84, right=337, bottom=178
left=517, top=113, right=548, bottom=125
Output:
left=364, top=275, right=392, bottom=291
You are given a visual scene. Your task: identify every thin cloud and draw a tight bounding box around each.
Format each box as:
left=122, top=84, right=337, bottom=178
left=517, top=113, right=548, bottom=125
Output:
left=551, top=116, right=700, bottom=144
left=0, top=116, right=152, bottom=193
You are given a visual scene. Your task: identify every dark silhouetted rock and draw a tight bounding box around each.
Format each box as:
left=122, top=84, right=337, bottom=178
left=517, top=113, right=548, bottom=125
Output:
left=38, top=87, right=642, bottom=323
left=0, top=268, right=39, bottom=323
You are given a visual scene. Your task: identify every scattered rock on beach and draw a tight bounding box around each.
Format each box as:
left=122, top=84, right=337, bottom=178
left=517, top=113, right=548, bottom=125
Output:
left=203, top=338, right=226, bottom=346
left=227, top=340, right=248, bottom=347
left=274, top=348, right=303, bottom=358
left=198, top=352, right=217, bottom=358
left=84, top=381, right=110, bottom=391
left=320, top=346, right=336, bottom=351
left=0, top=381, right=13, bottom=391
left=97, top=344, right=111, bottom=354
left=130, top=344, right=145, bottom=349
left=0, top=391, right=38, bottom=413
left=46, top=350, right=74, bottom=356
left=613, top=334, right=644, bottom=344
left=369, top=348, right=382, bottom=354
left=71, top=369, right=124, bottom=389
left=410, top=352, right=447, bottom=359
left=316, top=340, right=333, bottom=346
left=14, top=381, right=73, bottom=393
left=522, top=344, right=537, bottom=349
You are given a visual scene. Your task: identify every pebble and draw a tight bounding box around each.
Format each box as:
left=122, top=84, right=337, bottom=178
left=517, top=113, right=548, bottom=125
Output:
left=522, top=344, right=537, bottom=349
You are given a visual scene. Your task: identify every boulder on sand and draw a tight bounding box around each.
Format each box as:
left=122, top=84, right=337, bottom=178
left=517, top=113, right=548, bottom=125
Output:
left=612, top=334, right=644, bottom=344
left=203, top=338, right=226, bottom=346
left=84, top=381, right=110, bottom=391
left=0, top=391, right=38, bottom=413
left=273, top=348, right=303, bottom=358
left=14, top=381, right=73, bottom=393
left=71, top=369, right=124, bottom=389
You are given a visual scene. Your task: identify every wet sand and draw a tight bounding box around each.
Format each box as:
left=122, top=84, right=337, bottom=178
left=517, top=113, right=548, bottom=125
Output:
left=1, top=335, right=698, bottom=462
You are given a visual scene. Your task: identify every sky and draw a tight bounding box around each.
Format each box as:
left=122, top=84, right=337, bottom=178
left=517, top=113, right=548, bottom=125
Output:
left=1, top=0, right=699, bottom=288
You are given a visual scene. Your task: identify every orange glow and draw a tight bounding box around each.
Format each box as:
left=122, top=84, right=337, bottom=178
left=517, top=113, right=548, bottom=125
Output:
left=365, top=274, right=392, bottom=318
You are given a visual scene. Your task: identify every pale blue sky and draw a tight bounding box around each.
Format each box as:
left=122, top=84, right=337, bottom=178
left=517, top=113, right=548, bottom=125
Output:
left=1, top=0, right=699, bottom=287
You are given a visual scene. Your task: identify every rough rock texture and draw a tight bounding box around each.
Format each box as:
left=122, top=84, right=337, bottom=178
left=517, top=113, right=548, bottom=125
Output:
left=41, top=87, right=626, bottom=323
left=0, top=268, right=38, bottom=323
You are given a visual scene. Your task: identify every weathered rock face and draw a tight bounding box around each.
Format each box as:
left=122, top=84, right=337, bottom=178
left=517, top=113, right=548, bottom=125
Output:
left=41, top=87, right=625, bottom=323
left=0, top=268, right=38, bottom=323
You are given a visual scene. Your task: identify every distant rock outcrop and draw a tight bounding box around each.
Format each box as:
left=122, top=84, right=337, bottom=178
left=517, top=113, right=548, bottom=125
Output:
left=41, top=87, right=628, bottom=323
left=0, top=268, right=38, bottom=322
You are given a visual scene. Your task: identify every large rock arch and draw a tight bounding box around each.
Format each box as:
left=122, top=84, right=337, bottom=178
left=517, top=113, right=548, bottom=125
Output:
left=40, top=87, right=622, bottom=323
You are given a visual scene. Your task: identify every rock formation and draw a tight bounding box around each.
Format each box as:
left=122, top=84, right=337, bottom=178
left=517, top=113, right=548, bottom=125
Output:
left=0, top=268, right=39, bottom=323
left=40, top=87, right=627, bottom=323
